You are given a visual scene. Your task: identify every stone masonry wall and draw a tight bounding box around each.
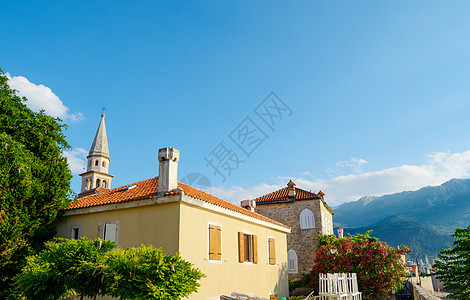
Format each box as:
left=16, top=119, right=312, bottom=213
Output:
left=255, top=199, right=333, bottom=280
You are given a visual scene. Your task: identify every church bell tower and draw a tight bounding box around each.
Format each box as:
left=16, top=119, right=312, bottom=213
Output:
left=79, top=113, right=114, bottom=193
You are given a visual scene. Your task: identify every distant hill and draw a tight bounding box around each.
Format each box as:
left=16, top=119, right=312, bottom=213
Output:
left=332, top=178, right=470, bottom=260
left=333, top=178, right=470, bottom=232
left=342, top=215, right=454, bottom=260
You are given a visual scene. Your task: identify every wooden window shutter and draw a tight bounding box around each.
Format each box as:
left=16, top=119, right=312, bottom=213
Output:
left=238, top=232, right=245, bottom=263
left=209, top=225, right=222, bottom=260
left=253, top=235, right=258, bottom=264
left=104, top=223, right=117, bottom=242
left=268, top=238, right=276, bottom=265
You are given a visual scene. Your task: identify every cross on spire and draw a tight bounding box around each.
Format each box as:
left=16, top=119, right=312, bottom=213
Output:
left=101, top=105, right=106, bottom=115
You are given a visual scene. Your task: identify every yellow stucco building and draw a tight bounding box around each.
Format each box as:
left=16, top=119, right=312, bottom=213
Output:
left=57, top=115, right=290, bottom=299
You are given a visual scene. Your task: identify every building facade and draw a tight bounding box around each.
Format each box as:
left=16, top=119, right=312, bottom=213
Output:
left=248, top=180, right=334, bottom=280
left=58, top=116, right=290, bottom=299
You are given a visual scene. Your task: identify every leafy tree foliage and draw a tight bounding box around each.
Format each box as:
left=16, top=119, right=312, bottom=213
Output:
left=15, top=237, right=116, bottom=300
left=303, top=232, right=411, bottom=299
left=0, top=68, right=72, bottom=297
left=432, top=225, right=470, bottom=300
left=16, top=239, right=205, bottom=300
left=103, top=245, right=205, bottom=300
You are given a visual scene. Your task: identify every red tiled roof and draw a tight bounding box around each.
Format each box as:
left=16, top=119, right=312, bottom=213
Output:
left=67, top=177, right=289, bottom=229
left=253, top=186, right=322, bottom=204
left=77, top=186, right=110, bottom=198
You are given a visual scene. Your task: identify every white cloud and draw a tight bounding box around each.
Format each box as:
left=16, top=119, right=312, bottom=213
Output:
left=335, top=157, right=368, bottom=173
left=211, top=150, right=470, bottom=206
left=6, top=73, right=83, bottom=122
left=63, top=148, right=88, bottom=174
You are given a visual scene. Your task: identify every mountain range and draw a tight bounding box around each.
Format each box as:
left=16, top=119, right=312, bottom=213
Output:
left=332, top=178, right=470, bottom=260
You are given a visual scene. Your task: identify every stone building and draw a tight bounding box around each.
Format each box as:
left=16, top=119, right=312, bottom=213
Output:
left=246, top=180, right=334, bottom=280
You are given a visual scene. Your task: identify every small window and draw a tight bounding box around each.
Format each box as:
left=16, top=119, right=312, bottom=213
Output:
left=268, top=237, right=276, bottom=265
left=96, top=179, right=101, bottom=188
left=103, top=180, right=107, bottom=188
left=95, top=160, right=98, bottom=166
left=208, top=224, right=222, bottom=261
left=71, top=226, right=81, bottom=239
left=288, top=249, right=298, bottom=273
left=300, top=209, right=315, bottom=229
left=104, top=223, right=117, bottom=242
left=102, top=161, right=106, bottom=167
left=238, top=232, right=258, bottom=263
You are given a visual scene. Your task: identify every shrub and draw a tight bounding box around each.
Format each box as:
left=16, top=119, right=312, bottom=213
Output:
left=305, top=232, right=411, bottom=299
left=15, top=237, right=116, bottom=299
left=103, top=245, right=205, bottom=300
left=15, top=238, right=205, bottom=300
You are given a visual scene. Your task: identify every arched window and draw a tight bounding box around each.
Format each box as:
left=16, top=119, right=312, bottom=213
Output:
left=300, top=209, right=315, bottom=229
left=96, top=179, right=101, bottom=188
left=103, top=180, right=107, bottom=188
left=95, top=160, right=98, bottom=166
left=288, top=249, right=298, bottom=273
left=102, top=161, right=106, bottom=167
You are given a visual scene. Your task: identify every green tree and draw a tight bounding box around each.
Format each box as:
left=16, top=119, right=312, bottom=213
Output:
left=432, top=225, right=470, bottom=300
left=103, top=245, right=205, bottom=300
left=15, top=237, right=116, bottom=300
left=0, top=67, right=73, bottom=298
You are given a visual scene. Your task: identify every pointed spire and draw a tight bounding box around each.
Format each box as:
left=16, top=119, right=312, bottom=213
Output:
left=89, top=113, right=109, bottom=158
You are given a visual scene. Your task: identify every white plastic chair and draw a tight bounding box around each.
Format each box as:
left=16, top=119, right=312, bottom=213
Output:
left=319, top=273, right=349, bottom=300
left=347, top=273, right=362, bottom=300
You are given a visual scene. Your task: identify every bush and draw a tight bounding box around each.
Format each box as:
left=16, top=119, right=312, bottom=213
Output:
left=15, top=237, right=116, bottom=299
left=15, top=238, right=205, bottom=300
left=305, top=232, right=411, bottom=299
left=103, top=245, right=205, bottom=299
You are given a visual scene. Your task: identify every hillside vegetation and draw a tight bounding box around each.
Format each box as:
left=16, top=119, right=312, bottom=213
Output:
left=333, top=179, right=470, bottom=259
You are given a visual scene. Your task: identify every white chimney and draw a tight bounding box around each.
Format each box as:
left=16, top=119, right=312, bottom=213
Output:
left=158, top=147, right=180, bottom=194
left=337, top=228, right=344, bottom=238
left=240, top=200, right=256, bottom=212
left=287, top=180, right=296, bottom=198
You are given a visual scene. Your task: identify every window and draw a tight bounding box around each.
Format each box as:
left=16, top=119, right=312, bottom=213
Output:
left=300, top=209, right=315, bottom=229
left=288, top=249, right=298, bottom=273
left=268, top=237, right=276, bottom=265
left=238, top=232, right=258, bottom=263
left=103, top=180, right=107, bottom=188
left=96, top=179, right=101, bottom=188
left=95, top=160, right=98, bottom=166
left=102, top=161, right=106, bottom=167
left=104, top=223, right=117, bottom=242
left=71, top=226, right=81, bottom=239
left=208, top=224, right=222, bottom=261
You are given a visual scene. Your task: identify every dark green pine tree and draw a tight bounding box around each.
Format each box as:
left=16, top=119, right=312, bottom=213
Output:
left=0, top=67, right=73, bottom=298
left=432, top=226, right=470, bottom=300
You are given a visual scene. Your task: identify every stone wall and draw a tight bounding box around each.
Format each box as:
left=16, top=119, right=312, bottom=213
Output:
left=255, top=199, right=332, bottom=280
left=410, top=281, right=441, bottom=300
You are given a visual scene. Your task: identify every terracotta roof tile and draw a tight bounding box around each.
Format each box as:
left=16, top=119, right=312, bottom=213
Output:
left=67, top=177, right=289, bottom=229
left=177, top=182, right=289, bottom=228
left=253, top=186, right=322, bottom=204
left=77, top=186, right=110, bottom=198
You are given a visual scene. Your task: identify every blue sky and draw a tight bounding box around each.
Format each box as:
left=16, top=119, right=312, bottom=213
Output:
left=3, top=1, right=470, bottom=205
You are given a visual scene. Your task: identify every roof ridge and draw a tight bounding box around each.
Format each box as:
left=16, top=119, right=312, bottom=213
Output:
left=253, top=186, right=288, bottom=201
left=68, top=176, right=289, bottom=229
